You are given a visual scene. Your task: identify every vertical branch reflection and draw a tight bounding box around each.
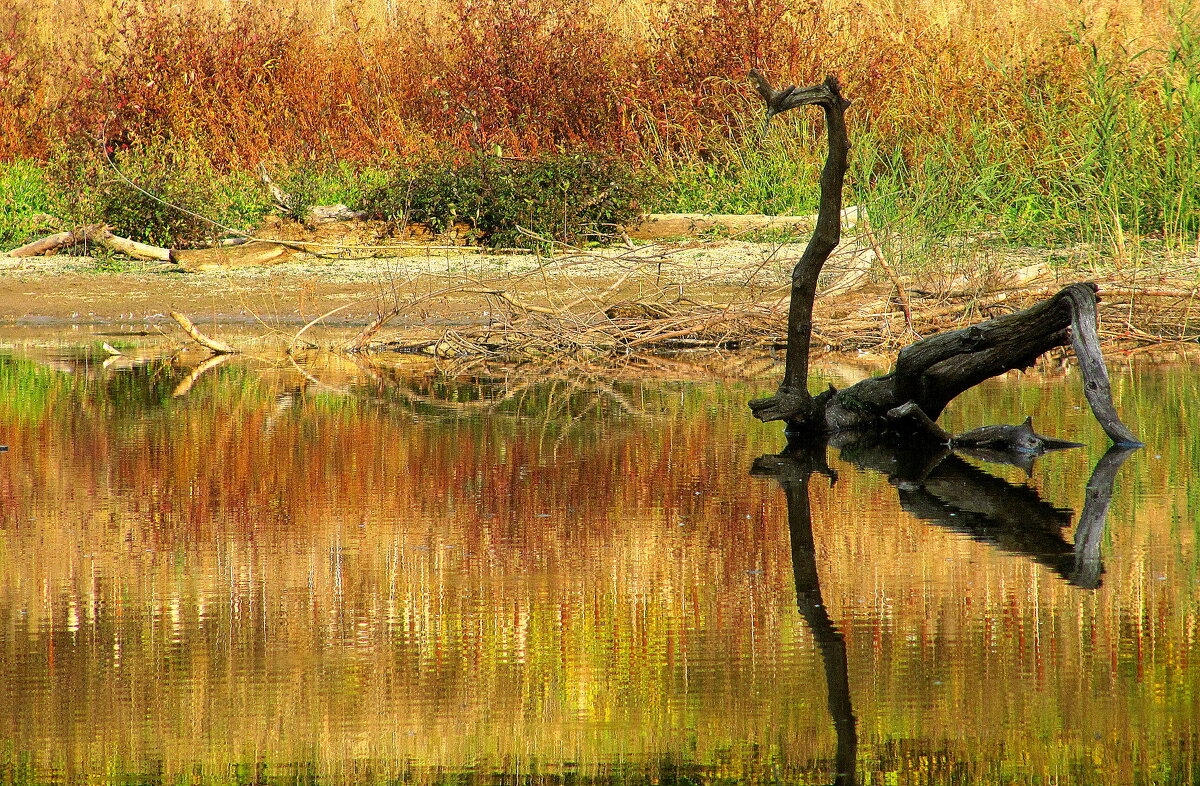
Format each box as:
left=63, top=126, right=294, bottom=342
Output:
left=1070, top=446, right=1140, bottom=589
left=752, top=439, right=857, bottom=786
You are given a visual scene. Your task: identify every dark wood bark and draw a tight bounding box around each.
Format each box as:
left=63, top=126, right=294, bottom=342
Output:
left=1063, top=287, right=1142, bottom=445
left=817, top=283, right=1141, bottom=446
left=747, top=76, right=1140, bottom=447
left=748, top=75, right=851, bottom=428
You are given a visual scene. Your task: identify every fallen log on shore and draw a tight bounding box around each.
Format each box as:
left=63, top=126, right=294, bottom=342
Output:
left=627, top=208, right=864, bottom=240
left=7, top=224, right=171, bottom=261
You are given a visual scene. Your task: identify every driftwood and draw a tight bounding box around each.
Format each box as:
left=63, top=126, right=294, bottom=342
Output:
left=746, top=73, right=1141, bottom=447
left=7, top=222, right=317, bottom=269
left=169, top=311, right=239, bottom=354
left=746, top=74, right=852, bottom=427
left=7, top=225, right=171, bottom=261
left=169, top=241, right=295, bottom=271
left=6, top=226, right=98, bottom=257
left=627, top=208, right=864, bottom=240
left=259, top=164, right=366, bottom=226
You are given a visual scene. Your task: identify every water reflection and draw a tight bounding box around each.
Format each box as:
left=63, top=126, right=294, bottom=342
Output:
left=749, top=431, right=1134, bottom=785
left=832, top=435, right=1137, bottom=589
left=752, top=441, right=856, bottom=786
left=0, top=343, right=1197, bottom=784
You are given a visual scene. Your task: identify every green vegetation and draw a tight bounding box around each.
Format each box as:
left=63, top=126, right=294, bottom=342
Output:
left=0, top=160, right=54, bottom=249
left=364, top=152, right=646, bottom=248
left=42, top=140, right=272, bottom=248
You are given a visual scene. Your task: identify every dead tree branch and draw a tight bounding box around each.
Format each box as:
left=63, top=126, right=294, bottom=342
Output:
left=170, top=311, right=239, bottom=354
left=8, top=225, right=171, bottom=261
left=746, top=76, right=1140, bottom=447
left=748, top=75, right=852, bottom=426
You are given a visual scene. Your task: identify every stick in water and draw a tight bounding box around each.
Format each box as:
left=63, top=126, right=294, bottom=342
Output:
left=170, top=311, right=239, bottom=354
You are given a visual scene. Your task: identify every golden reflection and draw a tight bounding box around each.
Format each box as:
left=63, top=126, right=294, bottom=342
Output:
left=0, top=345, right=1196, bottom=784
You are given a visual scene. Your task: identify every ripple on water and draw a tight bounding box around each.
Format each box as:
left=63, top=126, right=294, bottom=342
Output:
left=0, top=350, right=1196, bottom=784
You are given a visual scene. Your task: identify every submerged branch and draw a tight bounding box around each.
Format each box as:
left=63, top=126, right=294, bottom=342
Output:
left=170, top=311, right=239, bottom=354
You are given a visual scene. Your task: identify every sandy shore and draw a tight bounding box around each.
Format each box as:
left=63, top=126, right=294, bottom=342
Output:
left=0, top=239, right=873, bottom=325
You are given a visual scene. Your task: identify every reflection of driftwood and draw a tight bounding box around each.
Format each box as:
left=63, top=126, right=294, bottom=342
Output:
left=746, top=75, right=1139, bottom=448
left=171, top=353, right=233, bottom=397
left=1071, top=446, right=1138, bottom=588
left=751, top=441, right=856, bottom=786
left=169, top=311, right=239, bottom=354
left=834, top=434, right=1136, bottom=588
left=8, top=225, right=171, bottom=261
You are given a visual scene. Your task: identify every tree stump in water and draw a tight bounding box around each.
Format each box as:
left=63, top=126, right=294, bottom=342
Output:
left=745, top=72, right=1141, bottom=448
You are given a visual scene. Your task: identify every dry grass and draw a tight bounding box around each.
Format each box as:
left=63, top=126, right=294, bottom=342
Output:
left=5, top=0, right=1195, bottom=247
left=4, top=0, right=1193, bottom=160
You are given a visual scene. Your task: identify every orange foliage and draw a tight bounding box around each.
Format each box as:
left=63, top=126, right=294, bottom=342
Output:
left=3, top=0, right=1183, bottom=166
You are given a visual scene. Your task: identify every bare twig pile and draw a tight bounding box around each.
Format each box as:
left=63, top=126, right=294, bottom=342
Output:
left=824, top=275, right=1200, bottom=351
left=156, top=231, right=1200, bottom=362
left=332, top=252, right=1200, bottom=360
left=331, top=244, right=793, bottom=358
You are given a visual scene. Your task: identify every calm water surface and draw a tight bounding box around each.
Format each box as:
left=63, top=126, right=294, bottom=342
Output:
left=0, top=346, right=1197, bottom=785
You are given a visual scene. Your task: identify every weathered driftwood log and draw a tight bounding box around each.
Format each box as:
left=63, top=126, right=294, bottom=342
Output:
left=949, top=417, right=1082, bottom=473
left=813, top=282, right=1141, bottom=444
left=169, top=240, right=295, bottom=271
left=259, top=164, right=366, bottom=226
left=746, top=73, right=1140, bottom=447
left=6, top=226, right=99, bottom=257
left=7, top=225, right=171, bottom=261
left=746, top=74, right=852, bottom=427
left=169, top=311, right=239, bottom=354
left=626, top=207, right=865, bottom=239
left=7, top=222, right=306, bottom=269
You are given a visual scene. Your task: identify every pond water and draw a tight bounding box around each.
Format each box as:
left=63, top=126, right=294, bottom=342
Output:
left=0, top=344, right=1197, bottom=785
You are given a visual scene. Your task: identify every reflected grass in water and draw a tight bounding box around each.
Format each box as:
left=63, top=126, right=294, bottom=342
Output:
left=0, top=347, right=1197, bottom=784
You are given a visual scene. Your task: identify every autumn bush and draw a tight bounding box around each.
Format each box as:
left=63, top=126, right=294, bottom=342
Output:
left=2, top=0, right=1198, bottom=246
